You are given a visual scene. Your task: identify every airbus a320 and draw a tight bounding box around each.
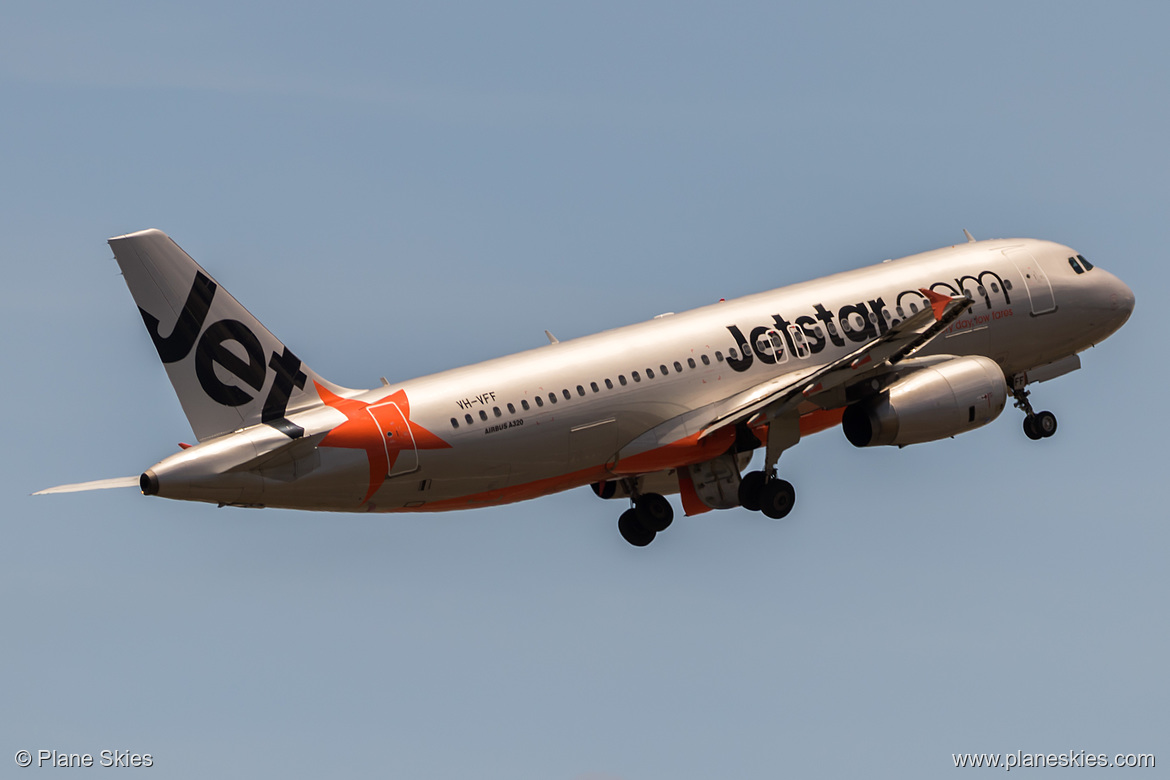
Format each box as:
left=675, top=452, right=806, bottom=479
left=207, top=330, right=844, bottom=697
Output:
left=38, top=229, right=1134, bottom=546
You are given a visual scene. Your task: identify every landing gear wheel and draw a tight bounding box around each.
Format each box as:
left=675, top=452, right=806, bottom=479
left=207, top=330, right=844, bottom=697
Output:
left=759, top=479, right=796, bottom=520
left=636, top=493, right=674, bottom=532
left=738, top=470, right=767, bottom=512
left=1012, top=384, right=1057, bottom=441
left=618, top=508, right=656, bottom=547
left=1023, top=416, right=1043, bottom=440
left=1034, top=410, right=1057, bottom=438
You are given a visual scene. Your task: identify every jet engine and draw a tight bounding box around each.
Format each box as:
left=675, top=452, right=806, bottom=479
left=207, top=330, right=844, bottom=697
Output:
left=842, top=355, right=1007, bottom=447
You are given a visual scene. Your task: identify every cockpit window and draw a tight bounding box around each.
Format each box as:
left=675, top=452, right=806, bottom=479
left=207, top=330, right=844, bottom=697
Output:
left=1069, top=256, right=1085, bottom=274
left=1077, top=254, right=1094, bottom=271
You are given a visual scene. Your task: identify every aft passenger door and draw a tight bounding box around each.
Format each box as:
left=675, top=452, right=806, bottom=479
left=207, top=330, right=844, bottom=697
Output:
left=368, top=401, right=419, bottom=477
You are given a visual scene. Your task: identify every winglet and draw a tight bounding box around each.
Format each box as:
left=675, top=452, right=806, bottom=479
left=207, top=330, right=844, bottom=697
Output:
left=544, top=329, right=559, bottom=344
left=919, top=288, right=952, bottom=321
left=963, top=228, right=976, bottom=243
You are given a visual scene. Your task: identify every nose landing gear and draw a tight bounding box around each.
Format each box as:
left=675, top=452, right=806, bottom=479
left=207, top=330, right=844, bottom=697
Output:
left=1012, top=385, right=1058, bottom=440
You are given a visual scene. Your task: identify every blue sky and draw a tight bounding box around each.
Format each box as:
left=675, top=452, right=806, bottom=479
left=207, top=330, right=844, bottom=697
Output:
left=3, top=2, right=1166, bottom=778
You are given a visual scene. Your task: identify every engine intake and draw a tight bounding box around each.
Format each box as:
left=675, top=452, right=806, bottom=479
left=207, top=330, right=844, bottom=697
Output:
left=842, top=355, right=1007, bottom=447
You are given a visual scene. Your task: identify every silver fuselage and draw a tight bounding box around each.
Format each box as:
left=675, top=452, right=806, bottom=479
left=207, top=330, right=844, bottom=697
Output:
left=144, top=238, right=1133, bottom=511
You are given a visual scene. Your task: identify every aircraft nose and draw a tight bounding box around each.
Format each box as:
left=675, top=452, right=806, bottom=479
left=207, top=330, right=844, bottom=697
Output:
left=1116, top=276, right=1136, bottom=318
left=1106, top=272, right=1135, bottom=323
left=1088, top=269, right=1135, bottom=336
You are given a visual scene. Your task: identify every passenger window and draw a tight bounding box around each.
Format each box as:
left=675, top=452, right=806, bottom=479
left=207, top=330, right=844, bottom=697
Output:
left=507, top=403, right=516, bottom=414
left=590, top=382, right=599, bottom=393
left=1069, top=256, right=1085, bottom=274
left=493, top=407, right=502, bottom=417
left=715, top=351, right=724, bottom=362
left=479, top=410, right=488, bottom=421
left=450, top=417, right=459, bottom=429
left=465, top=413, right=473, bottom=425
left=535, top=396, right=544, bottom=407
left=661, top=364, right=669, bottom=375
left=632, top=371, right=641, bottom=382
left=787, top=326, right=808, bottom=359
left=1004, top=279, right=1013, bottom=291
left=605, top=378, right=613, bottom=389
left=674, top=361, right=682, bottom=372
left=687, top=358, right=696, bottom=369
left=550, top=392, right=558, bottom=404
left=1077, top=254, right=1094, bottom=271
left=619, top=375, right=627, bottom=386
left=909, top=302, right=919, bottom=313
left=729, top=347, right=739, bottom=360
left=770, top=330, right=786, bottom=359
left=563, top=389, right=571, bottom=400
left=521, top=399, right=530, bottom=411
left=701, top=355, right=710, bottom=366
left=646, top=368, right=654, bottom=379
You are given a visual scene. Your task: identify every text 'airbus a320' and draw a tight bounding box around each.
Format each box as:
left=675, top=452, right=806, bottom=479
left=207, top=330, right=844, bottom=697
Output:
left=38, top=229, right=1134, bottom=545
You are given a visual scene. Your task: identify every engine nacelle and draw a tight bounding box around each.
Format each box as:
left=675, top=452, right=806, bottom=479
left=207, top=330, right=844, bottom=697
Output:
left=842, top=355, right=1007, bottom=447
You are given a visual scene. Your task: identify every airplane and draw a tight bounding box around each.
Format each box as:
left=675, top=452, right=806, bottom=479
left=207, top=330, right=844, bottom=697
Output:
left=37, top=228, right=1134, bottom=546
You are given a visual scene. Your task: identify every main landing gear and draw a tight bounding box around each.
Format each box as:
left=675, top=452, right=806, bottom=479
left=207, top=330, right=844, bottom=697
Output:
left=617, top=492, right=674, bottom=547
left=1012, top=385, right=1058, bottom=440
left=737, top=469, right=796, bottom=520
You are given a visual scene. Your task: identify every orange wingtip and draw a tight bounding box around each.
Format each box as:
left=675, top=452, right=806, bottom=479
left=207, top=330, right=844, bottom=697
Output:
left=919, top=288, right=951, bottom=320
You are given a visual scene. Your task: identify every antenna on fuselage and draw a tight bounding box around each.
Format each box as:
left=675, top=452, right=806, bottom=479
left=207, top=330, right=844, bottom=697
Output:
left=963, top=229, right=976, bottom=243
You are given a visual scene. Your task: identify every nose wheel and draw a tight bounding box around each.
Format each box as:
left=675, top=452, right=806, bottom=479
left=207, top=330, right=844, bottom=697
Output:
left=1013, top=385, right=1058, bottom=440
left=1022, top=410, right=1058, bottom=439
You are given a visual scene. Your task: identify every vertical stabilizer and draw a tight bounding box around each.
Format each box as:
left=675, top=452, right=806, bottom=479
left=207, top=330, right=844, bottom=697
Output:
left=109, top=229, right=356, bottom=442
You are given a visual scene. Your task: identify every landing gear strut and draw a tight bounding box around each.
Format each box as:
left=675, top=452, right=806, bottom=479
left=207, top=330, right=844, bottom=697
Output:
left=738, top=416, right=799, bottom=519
left=617, top=492, right=675, bottom=547
left=1012, top=385, right=1057, bottom=440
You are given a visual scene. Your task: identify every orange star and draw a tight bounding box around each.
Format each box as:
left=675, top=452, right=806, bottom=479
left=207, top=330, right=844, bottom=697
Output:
left=315, top=382, right=451, bottom=504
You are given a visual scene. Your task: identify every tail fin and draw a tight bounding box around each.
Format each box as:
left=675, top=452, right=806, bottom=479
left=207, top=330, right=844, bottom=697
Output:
left=109, top=229, right=355, bottom=442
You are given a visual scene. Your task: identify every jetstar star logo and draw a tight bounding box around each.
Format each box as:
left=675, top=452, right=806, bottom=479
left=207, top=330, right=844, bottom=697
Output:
left=315, top=382, right=451, bottom=504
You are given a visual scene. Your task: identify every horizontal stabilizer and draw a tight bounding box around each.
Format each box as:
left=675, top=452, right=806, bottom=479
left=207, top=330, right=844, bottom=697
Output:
left=34, top=476, right=140, bottom=495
